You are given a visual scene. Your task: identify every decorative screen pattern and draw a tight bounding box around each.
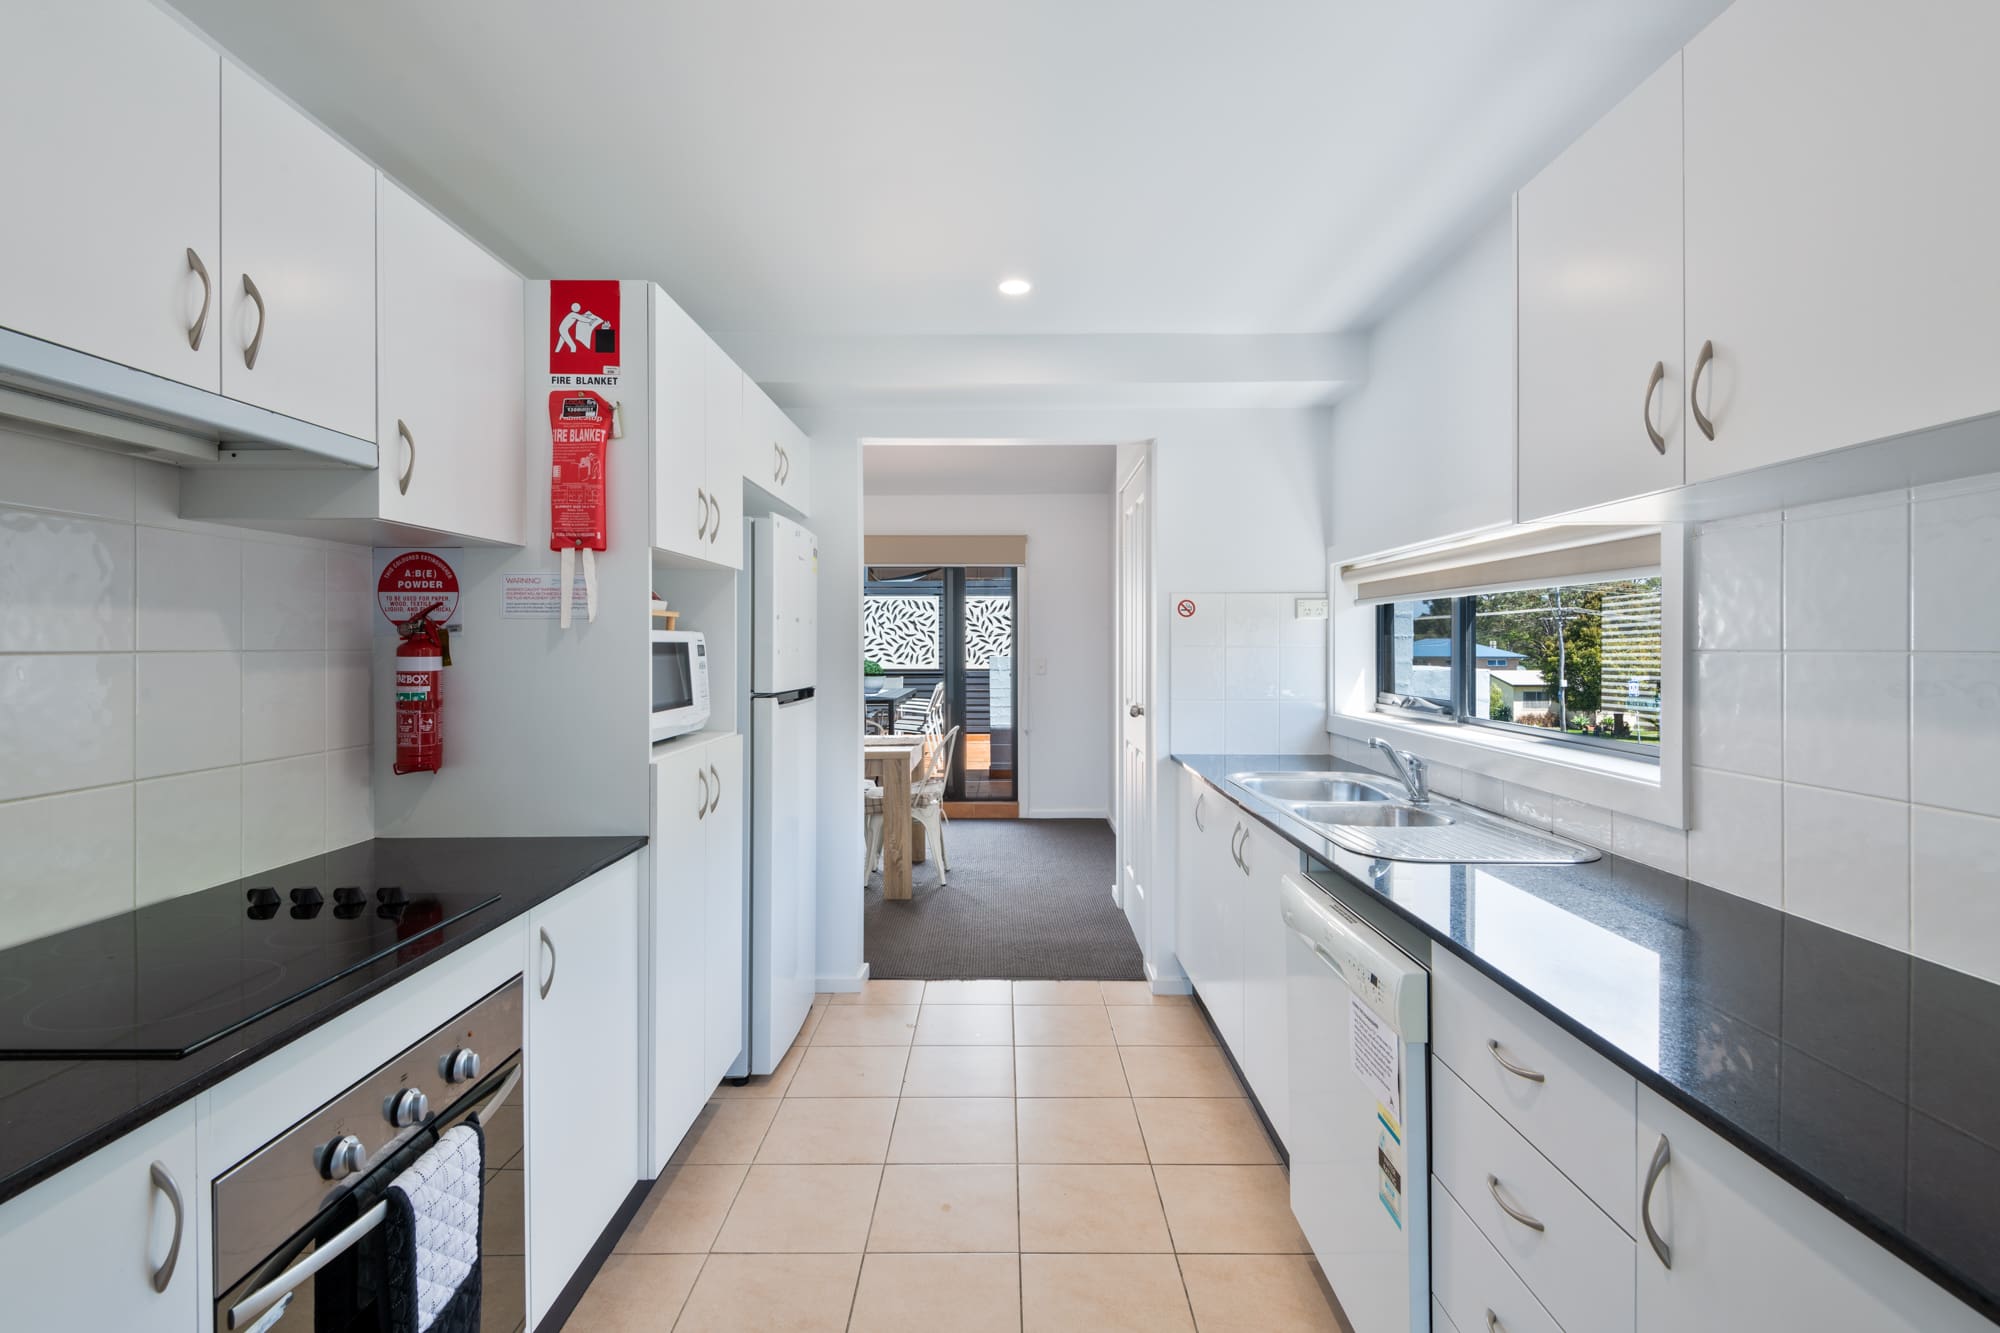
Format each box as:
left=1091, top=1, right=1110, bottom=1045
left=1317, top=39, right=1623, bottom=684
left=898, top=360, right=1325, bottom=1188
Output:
left=864, top=594, right=941, bottom=669
left=965, top=596, right=1014, bottom=669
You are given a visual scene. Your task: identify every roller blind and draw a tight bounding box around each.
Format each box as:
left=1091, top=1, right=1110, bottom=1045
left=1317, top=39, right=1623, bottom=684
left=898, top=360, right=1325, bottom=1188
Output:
left=864, top=534, right=1028, bottom=566
left=1345, top=526, right=1661, bottom=604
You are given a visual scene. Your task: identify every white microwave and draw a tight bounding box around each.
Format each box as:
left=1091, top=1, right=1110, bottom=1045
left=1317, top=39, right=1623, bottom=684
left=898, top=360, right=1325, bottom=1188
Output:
left=651, top=630, right=711, bottom=742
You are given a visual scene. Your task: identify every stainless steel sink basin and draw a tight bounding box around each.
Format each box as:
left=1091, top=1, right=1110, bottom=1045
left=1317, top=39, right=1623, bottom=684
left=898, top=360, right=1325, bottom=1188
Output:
left=1291, top=802, right=1453, bottom=829
left=1228, top=773, right=1396, bottom=803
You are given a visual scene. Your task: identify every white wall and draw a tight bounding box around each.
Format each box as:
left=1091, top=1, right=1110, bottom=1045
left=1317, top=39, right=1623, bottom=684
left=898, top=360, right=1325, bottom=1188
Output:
left=864, top=490, right=1114, bottom=819
left=813, top=434, right=868, bottom=990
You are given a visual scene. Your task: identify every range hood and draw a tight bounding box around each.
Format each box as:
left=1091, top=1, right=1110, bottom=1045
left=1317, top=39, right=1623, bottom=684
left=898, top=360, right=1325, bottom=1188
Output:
left=0, top=327, right=376, bottom=469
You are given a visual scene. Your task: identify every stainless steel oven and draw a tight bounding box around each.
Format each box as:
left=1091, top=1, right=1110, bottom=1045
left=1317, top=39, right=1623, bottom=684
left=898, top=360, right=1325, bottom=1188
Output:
left=213, top=979, right=527, bottom=1332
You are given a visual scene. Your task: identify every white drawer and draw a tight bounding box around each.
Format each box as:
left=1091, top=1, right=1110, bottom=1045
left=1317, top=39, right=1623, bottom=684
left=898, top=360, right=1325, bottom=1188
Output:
left=1431, top=948, right=1637, bottom=1228
left=1433, top=1177, right=1564, bottom=1333
left=1433, top=1060, right=1635, bottom=1333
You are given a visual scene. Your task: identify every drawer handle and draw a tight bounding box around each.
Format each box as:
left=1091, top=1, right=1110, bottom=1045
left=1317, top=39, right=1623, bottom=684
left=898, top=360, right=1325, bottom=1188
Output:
left=1643, top=1133, right=1673, bottom=1270
left=150, top=1161, right=185, bottom=1292
left=1487, top=1174, right=1545, bottom=1233
left=1487, top=1039, right=1546, bottom=1083
left=1690, top=338, right=1717, bottom=441
left=1642, top=359, right=1667, bottom=454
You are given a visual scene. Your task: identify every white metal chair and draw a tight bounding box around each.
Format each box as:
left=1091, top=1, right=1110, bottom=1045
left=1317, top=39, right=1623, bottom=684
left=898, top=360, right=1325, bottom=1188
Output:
left=908, top=725, right=959, bottom=887
left=862, top=779, right=885, bottom=885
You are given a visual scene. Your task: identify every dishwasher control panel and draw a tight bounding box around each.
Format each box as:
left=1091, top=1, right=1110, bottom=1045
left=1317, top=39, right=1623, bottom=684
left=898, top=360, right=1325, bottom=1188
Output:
left=1279, top=873, right=1427, bottom=1041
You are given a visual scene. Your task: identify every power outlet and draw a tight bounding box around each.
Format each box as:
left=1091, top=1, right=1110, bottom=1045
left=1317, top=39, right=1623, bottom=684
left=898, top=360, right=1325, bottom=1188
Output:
left=1294, top=597, right=1329, bottom=621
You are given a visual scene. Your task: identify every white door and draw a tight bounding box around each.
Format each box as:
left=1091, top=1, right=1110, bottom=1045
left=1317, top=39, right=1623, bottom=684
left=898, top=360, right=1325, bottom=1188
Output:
left=647, top=751, right=710, bottom=1173
left=1683, top=0, right=2000, bottom=482
left=376, top=175, right=525, bottom=542
left=1236, top=822, right=1290, bottom=1142
left=751, top=694, right=817, bottom=1073
left=703, top=733, right=746, bottom=1085
left=703, top=340, right=745, bottom=567
left=1117, top=456, right=1153, bottom=949
left=649, top=290, right=711, bottom=559
left=219, top=62, right=376, bottom=439
left=0, top=0, right=221, bottom=392
left=1175, top=773, right=1211, bottom=992
left=1517, top=53, right=1684, bottom=519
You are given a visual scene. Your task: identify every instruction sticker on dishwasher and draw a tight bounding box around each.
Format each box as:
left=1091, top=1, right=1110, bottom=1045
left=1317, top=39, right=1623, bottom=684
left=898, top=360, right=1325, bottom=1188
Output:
left=1350, top=992, right=1402, bottom=1127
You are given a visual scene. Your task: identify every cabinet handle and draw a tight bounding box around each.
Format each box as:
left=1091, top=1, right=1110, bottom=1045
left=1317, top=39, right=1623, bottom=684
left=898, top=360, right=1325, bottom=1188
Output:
left=241, top=272, right=266, bottom=370
left=149, top=1161, right=185, bottom=1293
left=1485, top=1312, right=1502, bottom=1333
left=774, top=442, right=783, bottom=483
left=1230, top=825, right=1246, bottom=871
left=538, top=927, right=557, bottom=999
left=1486, top=1038, right=1546, bottom=1083
left=396, top=420, right=416, bottom=495
left=1642, top=1133, right=1673, bottom=1269
left=1642, top=360, right=1667, bottom=455
left=708, top=763, right=722, bottom=813
left=1486, top=1174, right=1546, bottom=1232
left=696, top=487, right=710, bottom=539
left=697, top=767, right=710, bottom=819
left=185, top=248, right=211, bottom=351
left=709, top=493, right=721, bottom=544
left=1193, top=792, right=1206, bottom=832
left=1690, top=339, right=1716, bottom=441
left=780, top=446, right=791, bottom=483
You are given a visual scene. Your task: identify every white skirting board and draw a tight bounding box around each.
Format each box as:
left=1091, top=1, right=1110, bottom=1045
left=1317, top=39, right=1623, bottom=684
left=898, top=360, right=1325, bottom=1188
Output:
left=816, top=961, right=869, bottom=993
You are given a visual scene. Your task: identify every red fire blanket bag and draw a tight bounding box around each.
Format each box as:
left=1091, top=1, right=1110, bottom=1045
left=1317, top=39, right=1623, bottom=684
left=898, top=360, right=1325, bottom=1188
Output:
left=549, top=390, right=617, bottom=627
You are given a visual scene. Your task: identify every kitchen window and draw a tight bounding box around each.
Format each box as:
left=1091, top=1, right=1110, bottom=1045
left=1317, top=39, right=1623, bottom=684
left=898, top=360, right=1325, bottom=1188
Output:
left=1376, top=575, right=1664, bottom=756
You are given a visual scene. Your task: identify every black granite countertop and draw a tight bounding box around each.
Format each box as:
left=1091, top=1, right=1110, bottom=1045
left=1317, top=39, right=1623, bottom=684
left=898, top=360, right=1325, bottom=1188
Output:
left=1177, top=753, right=2000, bottom=1325
left=0, top=835, right=644, bottom=1208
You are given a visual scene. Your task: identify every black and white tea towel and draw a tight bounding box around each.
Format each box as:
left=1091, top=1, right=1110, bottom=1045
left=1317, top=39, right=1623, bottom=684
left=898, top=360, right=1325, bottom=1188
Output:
left=382, top=1122, right=484, bottom=1333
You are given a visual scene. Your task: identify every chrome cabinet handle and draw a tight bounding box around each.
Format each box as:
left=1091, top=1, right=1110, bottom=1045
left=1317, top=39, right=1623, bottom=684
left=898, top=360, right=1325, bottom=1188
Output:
left=709, top=493, right=721, bottom=544
left=1642, top=1133, right=1673, bottom=1269
left=185, top=249, right=211, bottom=351
left=396, top=420, right=415, bottom=495
left=150, top=1161, right=185, bottom=1293
left=697, top=768, right=710, bottom=819
left=1487, top=1038, right=1546, bottom=1083
left=538, top=927, right=556, bottom=999
left=774, top=443, right=783, bottom=483
left=779, top=446, right=791, bottom=482
left=1485, top=1312, right=1502, bottom=1333
left=1231, top=825, right=1248, bottom=871
left=1487, top=1174, right=1546, bottom=1232
left=709, top=763, right=723, bottom=812
left=241, top=273, right=266, bottom=369
left=696, top=487, right=710, bottom=539
left=1642, top=360, right=1667, bottom=455
left=1690, top=339, right=1716, bottom=441
left=1194, top=793, right=1207, bottom=832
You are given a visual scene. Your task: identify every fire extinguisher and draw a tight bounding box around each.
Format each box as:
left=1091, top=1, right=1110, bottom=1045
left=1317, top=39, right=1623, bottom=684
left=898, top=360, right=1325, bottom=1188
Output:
left=393, top=602, right=449, bottom=775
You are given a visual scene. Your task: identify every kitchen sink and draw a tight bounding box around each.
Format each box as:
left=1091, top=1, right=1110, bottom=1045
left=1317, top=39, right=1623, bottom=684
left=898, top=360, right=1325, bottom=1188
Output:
left=1228, top=773, right=1397, bottom=803
left=1290, top=802, right=1453, bottom=829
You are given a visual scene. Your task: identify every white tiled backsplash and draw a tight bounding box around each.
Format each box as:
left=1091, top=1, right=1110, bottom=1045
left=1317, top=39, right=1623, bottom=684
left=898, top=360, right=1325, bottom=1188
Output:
left=1169, top=592, right=1328, bottom=754
left=1337, top=475, right=2000, bottom=988
left=0, top=425, right=374, bottom=949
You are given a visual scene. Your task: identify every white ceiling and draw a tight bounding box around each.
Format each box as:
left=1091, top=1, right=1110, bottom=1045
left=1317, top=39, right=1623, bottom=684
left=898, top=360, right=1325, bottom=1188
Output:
left=864, top=442, right=1118, bottom=495
left=167, top=0, right=1728, bottom=405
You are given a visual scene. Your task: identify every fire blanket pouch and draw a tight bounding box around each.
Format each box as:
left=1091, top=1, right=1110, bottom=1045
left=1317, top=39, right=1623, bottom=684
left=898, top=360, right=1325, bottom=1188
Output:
left=549, top=390, right=616, bottom=626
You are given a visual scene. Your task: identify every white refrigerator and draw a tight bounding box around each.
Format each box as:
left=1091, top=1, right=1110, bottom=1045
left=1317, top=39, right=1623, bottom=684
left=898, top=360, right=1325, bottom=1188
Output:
left=738, top=514, right=819, bottom=1075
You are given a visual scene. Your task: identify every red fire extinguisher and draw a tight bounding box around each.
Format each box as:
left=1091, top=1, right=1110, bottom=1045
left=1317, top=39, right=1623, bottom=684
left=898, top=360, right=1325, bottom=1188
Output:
left=393, top=602, right=448, bottom=775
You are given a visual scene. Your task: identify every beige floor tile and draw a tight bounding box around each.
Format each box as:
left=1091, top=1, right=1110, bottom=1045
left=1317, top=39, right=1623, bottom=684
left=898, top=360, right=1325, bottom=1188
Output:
left=812, top=1004, right=920, bottom=1046
left=484, top=1253, right=526, bottom=1331
left=788, top=1045, right=911, bottom=1098
left=483, top=1168, right=524, bottom=1255
left=1134, top=1098, right=1279, bottom=1165
left=1099, top=980, right=1193, bottom=1006
left=886, top=1096, right=1016, bottom=1163
left=711, top=1038, right=803, bottom=1100
left=849, top=1253, right=1022, bottom=1333
left=921, top=979, right=1013, bottom=1005
left=867, top=1163, right=1020, bottom=1252
left=673, top=1252, right=863, bottom=1333
left=670, top=1098, right=781, bottom=1165
left=482, top=1102, right=524, bottom=1167
left=1108, top=1004, right=1217, bottom=1046
left=1016, top=1098, right=1149, bottom=1164
left=711, top=1164, right=883, bottom=1252
left=1017, top=1164, right=1172, bottom=1252
left=755, top=1097, right=899, bottom=1164
left=1020, top=1253, right=1195, bottom=1333
left=901, top=1045, right=1016, bottom=1097
left=914, top=1003, right=1013, bottom=1046
left=1014, top=1004, right=1115, bottom=1046
left=1015, top=1045, right=1131, bottom=1098
left=798, top=1002, right=829, bottom=1043
left=1013, top=979, right=1104, bottom=1005
left=564, top=1253, right=704, bottom=1331
left=834, top=979, right=928, bottom=1005
left=1178, top=1255, right=1347, bottom=1332
left=616, top=1163, right=748, bottom=1253
left=1118, top=1045, right=1247, bottom=1098
left=1154, top=1165, right=1309, bottom=1253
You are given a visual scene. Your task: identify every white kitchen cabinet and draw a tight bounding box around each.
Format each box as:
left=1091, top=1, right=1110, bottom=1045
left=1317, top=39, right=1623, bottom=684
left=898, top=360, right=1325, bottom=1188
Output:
left=0, top=0, right=222, bottom=392
left=743, top=377, right=812, bottom=515
left=1517, top=53, right=1685, bottom=520
left=1682, top=0, right=2000, bottom=483
left=701, top=341, right=746, bottom=568
left=525, top=855, right=641, bottom=1327
left=0, top=1103, right=199, bottom=1331
left=648, top=291, right=743, bottom=569
left=1234, top=817, right=1292, bottom=1144
left=701, top=734, right=746, bottom=1085
left=218, top=62, right=376, bottom=440
left=1176, top=772, right=1242, bottom=1054
left=1635, top=1086, right=1985, bottom=1333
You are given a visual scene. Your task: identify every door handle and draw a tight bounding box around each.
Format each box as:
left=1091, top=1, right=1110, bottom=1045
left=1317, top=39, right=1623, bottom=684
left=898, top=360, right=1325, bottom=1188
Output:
left=1642, top=1133, right=1673, bottom=1269
left=396, top=420, right=415, bottom=495
left=1128, top=702, right=1145, bottom=717
left=709, top=493, right=722, bottom=544
left=1690, top=339, right=1717, bottom=441
left=185, top=248, right=211, bottom=351
left=150, top=1161, right=185, bottom=1293
left=708, top=763, right=722, bottom=813
left=1487, top=1038, right=1546, bottom=1083
left=1486, top=1174, right=1546, bottom=1232
left=241, top=272, right=266, bottom=369
left=1642, top=360, right=1667, bottom=454
left=696, top=487, right=710, bottom=539
left=538, top=927, right=557, bottom=999
left=697, top=768, right=710, bottom=819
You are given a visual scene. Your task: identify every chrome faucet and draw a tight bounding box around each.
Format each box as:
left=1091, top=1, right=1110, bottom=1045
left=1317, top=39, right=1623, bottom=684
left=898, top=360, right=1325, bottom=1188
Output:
left=1367, top=737, right=1430, bottom=805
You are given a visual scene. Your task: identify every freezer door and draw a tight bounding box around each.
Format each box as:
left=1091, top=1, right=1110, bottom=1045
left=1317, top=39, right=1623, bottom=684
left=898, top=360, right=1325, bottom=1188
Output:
left=752, top=515, right=819, bottom=694
left=749, top=693, right=818, bottom=1072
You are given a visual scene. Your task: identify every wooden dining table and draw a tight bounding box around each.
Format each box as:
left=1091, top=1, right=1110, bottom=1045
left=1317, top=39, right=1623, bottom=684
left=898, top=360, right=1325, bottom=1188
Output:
left=865, top=733, right=931, bottom=900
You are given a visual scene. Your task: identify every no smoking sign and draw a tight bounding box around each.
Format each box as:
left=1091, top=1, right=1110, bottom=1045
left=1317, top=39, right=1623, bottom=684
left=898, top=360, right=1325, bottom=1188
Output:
left=1176, top=598, right=1198, bottom=618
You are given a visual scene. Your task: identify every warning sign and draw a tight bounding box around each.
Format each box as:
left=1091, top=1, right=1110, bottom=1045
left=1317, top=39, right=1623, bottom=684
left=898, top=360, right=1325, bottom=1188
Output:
left=549, top=279, right=621, bottom=385
left=1176, top=598, right=1198, bottom=618
left=376, top=550, right=461, bottom=630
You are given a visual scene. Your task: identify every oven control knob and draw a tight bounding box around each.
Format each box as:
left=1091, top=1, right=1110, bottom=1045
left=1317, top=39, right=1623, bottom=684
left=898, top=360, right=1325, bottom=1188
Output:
left=385, top=1087, right=430, bottom=1128
left=440, top=1048, right=481, bottom=1085
left=318, top=1134, right=367, bottom=1181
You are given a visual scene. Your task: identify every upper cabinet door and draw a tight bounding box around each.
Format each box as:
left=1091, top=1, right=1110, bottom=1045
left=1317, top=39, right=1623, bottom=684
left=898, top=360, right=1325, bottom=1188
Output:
left=1517, top=54, right=1684, bottom=520
left=742, top=380, right=811, bottom=514
left=220, top=63, right=376, bottom=439
left=0, top=0, right=220, bottom=391
left=649, top=291, right=712, bottom=560
left=377, top=177, right=525, bottom=542
left=703, top=340, right=745, bottom=568
left=1683, top=0, right=2000, bottom=482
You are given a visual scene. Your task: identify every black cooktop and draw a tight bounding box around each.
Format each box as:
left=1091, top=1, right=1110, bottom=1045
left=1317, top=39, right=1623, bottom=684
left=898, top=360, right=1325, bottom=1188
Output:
left=0, top=844, right=500, bottom=1060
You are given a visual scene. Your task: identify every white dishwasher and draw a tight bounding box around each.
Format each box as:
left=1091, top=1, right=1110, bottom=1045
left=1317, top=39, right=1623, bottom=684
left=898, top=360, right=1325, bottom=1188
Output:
left=1282, top=871, right=1430, bottom=1333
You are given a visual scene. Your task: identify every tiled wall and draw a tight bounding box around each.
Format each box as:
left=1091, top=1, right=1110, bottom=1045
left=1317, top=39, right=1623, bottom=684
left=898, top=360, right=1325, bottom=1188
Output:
left=0, top=425, right=373, bottom=949
left=1168, top=592, right=1327, bottom=754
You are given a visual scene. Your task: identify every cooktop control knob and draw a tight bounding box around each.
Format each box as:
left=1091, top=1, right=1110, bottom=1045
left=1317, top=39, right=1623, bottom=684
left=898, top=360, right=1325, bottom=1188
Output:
left=440, top=1048, right=481, bottom=1085
left=318, top=1134, right=367, bottom=1181
left=385, top=1087, right=430, bottom=1129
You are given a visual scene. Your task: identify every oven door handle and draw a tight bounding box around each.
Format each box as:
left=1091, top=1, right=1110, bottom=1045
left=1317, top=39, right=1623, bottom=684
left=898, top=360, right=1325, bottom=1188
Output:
left=226, top=1199, right=388, bottom=1330
left=474, top=1062, right=523, bottom=1127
